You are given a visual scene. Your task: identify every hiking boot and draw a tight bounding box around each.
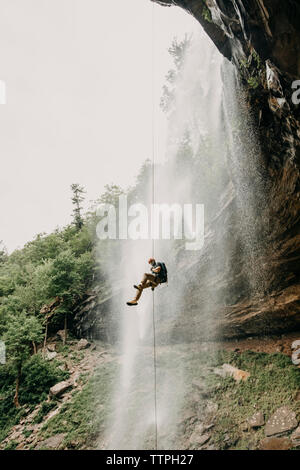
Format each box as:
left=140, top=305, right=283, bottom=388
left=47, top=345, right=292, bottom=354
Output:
left=127, top=300, right=138, bottom=306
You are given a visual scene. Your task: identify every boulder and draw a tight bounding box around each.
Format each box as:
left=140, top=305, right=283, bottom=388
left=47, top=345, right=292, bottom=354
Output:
left=9, top=429, right=22, bottom=441
left=45, top=407, right=60, bottom=423
left=213, top=364, right=250, bottom=382
left=223, top=433, right=238, bottom=447
left=49, top=381, right=72, bottom=397
left=196, top=433, right=211, bottom=447
left=45, top=350, right=57, bottom=361
left=76, top=338, right=90, bottom=350
left=56, top=330, right=66, bottom=342
left=192, top=379, right=204, bottom=390
left=248, top=411, right=264, bottom=428
left=205, top=401, right=218, bottom=416
left=265, top=406, right=298, bottom=437
left=178, top=408, right=196, bottom=425
left=291, top=426, right=300, bottom=447
left=189, top=427, right=211, bottom=447
left=259, top=437, right=292, bottom=450
left=35, top=433, right=66, bottom=450
left=291, top=341, right=300, bottom=365
left=241, top=421, right=249, bottom=432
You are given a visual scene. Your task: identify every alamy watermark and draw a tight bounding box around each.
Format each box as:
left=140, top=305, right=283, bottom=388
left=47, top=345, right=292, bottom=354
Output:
left=96, top=196, right=204, bottom=251
left=291, top=80, right=300, bottom=105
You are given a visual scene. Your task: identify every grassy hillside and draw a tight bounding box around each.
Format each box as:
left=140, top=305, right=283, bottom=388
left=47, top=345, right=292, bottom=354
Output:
left=1, top=339, right=299, bottom=450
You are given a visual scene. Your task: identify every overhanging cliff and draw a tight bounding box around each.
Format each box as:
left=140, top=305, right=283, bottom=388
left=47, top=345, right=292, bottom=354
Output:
left=74, top=1, right=300, bottom=342
left=152, top=1, right=300, bottom=77
left=151, top=0, right=300, bottom=340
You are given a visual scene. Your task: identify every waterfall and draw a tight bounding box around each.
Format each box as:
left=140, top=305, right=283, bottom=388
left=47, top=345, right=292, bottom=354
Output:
left=102, top=26, right=267, bottom=449
left=222, top=63, right=272, bottom=299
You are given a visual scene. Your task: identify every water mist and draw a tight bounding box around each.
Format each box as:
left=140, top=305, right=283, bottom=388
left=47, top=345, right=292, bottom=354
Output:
left=103, top=26, right=267, bottom=449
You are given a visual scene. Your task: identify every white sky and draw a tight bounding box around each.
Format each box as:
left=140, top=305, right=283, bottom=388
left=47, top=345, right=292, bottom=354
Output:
left=0, top=0, right=200, bottom=252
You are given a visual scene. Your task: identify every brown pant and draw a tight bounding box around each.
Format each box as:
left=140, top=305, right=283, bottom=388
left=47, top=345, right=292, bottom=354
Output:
left=134, top=273, right=160, bottom=301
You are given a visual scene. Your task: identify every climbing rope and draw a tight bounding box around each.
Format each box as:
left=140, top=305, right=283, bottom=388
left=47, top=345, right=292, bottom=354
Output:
left=152, top=283, right=158, bottom=450
left=151, top=1, right=158, bottom=451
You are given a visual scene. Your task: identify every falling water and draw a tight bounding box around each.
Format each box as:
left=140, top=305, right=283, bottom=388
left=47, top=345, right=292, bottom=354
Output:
left=103, top=25, right=268, bottom=449
left=222, top=63, right=271, bottom=298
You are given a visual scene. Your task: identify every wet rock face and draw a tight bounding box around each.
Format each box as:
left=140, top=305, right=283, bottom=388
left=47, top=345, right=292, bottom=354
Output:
left=152, top=1, right=300, bottom=77
left=73, top=290, right=121, bottom=343
left=74, top=2, right=300, bottom=341
left=149, top=0, right=300, bottom=340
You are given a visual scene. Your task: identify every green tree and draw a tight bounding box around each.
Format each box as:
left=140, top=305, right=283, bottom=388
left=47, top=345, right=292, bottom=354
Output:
left=0, top=241, right=7, bottom=265
left=97, top=183, right=125, bottom=207
left=46, top=249, right=94, bottom=344
left=3, top=312, right=43, bottom=408
left=71, top=184, right=85, bottom=230
left=129, top=159, right=153, bottom=205
left=160, top=35, right=192, bottom=113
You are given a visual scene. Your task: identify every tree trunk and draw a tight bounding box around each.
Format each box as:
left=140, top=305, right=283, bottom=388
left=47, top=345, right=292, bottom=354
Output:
left=63, top=313, right=68, bottom=345
left=14, top=364, right=22, bottom=408
left=32, top=341, right=37, bottom=354
left=43, top=318, right=48, bottom=358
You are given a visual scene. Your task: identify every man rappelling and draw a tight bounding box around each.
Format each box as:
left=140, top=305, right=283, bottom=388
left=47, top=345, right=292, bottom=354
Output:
left=126, top=258, right=168, bottom=306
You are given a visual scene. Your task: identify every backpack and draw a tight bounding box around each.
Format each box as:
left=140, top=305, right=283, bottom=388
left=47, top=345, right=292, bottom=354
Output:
left=158, top=262, right=168, bottom=283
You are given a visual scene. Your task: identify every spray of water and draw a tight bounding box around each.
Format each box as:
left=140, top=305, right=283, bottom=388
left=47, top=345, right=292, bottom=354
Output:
left=103, top=26, right=268, bottom=449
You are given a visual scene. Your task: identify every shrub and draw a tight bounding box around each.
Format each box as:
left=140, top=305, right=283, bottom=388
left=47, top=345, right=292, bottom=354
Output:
left=19, top=354, right=69, bottom=405
left=33, top=401, right=57, bottom=424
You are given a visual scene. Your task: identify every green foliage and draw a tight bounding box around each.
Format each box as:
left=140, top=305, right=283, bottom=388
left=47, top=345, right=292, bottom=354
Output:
left=71, top=183, right=85, bottom=230
left=185, top=349, right=300, bottom=450
left=202, top=3, right=212, bottom=23
left=43, top=249, right=94, bottom=323
left=160, top=35, right=192, bottom=113
left=0, top=354, right=67, bottom=439
left=0, top=241, right=8, bottom=265
left=0, top=217, right=96, bottom=336
left=247, top=76, right=260, bottom=89
left=22, top=428, right=33, bottom=438
left=96, top=183, right=126, bottom=207
left=19, top=354, right=69, bottom=404
left=33, top=401, right=57, bottom=424
left=4, top=440, right=18, bottom=450
left=3, top=312, right=43, bottom=369
left=39, top=362, right=117, bottom=449
left=0, top=180, right=114, bottom=439
left=129, top=159, right=152, bottom=205
left=71, top=225, right=94, bottom=257
left=0, top=354, right=67, bottom=408
left=47, top=250, right=80, bottom=301
left=239, top=49, right=263, bottom=90
left=0, top=373, right=21, bottom=437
